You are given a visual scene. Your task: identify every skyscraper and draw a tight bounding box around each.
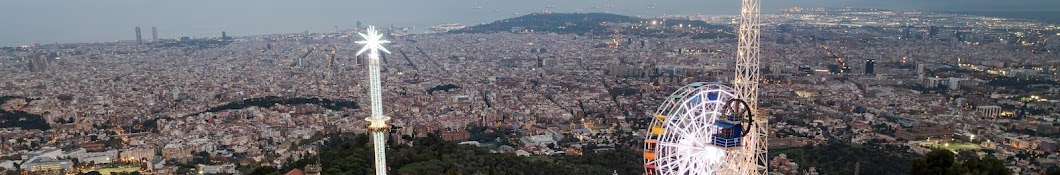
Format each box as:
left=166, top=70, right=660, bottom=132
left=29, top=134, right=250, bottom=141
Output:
left=917, top=63, right=926, bottom=80
left=151, top=26, right=158, bottom=41
left=864, top=59, right=875, bottom=75
left=954, top=30, right=964, bottom=42
left=901, top=25, right=912, bottom=40
left=135, top=26, right=142, bottom=44
left=928, top=26, right=939, bottom=39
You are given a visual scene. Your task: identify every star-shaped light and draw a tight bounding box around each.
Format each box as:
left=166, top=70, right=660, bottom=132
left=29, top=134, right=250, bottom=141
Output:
left=355, top=26, right=391, bottom=56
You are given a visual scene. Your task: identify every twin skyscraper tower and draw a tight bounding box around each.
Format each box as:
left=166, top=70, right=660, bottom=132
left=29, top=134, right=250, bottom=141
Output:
left=134, top=26, right=159, bottom=44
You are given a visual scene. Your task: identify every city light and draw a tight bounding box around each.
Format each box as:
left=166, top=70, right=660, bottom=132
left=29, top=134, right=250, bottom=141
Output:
left=3, top=2, right=1055, bottom=175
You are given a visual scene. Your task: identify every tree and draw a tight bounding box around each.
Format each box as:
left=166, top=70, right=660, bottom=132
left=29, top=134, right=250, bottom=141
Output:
left=445, top=169, right=460, bottom=175
left=396, top=159, right=446, bottom=174
left=1046, top=166, right=1060, bottom=175
left=191, top=151, right=211, bottom=165
left=911, top=149, right=1011, bottom=175
left=280, top=133, right=643, bottom=175
left=911, top=149, right=956, bottom=175
left=951, top=157, right=1010, bottom=175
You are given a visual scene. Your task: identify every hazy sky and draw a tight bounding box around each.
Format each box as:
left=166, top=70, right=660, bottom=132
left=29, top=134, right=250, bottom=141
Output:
left=2, top=0, right=1057, bottom=47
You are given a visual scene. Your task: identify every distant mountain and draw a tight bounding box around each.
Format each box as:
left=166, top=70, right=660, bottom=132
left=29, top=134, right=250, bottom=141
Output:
left=451, top=13, right=733, bottom=38
left=452, top=13, right=638, bottom=35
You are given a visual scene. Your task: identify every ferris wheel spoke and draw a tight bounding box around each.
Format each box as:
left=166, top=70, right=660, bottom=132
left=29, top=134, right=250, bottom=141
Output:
left=646, top=83, right=759, bottom=175
left=665, top=121, right=711, bottom=147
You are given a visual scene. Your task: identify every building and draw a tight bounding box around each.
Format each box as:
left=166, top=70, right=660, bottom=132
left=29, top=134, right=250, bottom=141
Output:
left=977, top=105, right=1003, bottom=118
left=135, top=26, right=142, bottom=44
left=439, top=128, right=470, bottom=142
left=1007, top=69, right=1037, bottom=79
left=916, top=63, right=926, bottom=80
left=19, top=148, right=72, bottom=172
left=83, top=143, right=106, bottom=152
left=608, top=64, right=647, bottom=77
left=925, top=77, right=945, bottom=88
left=162, top=143, right=193, bottom=162
left=521, top=134, right=558, bottom=146
left=1005, top=137, right=1034, bottom=150
left=928, top=26, right=939, bottom=39
left=197, top=164, right=236, bottom=174
left=27, top=53, right=51, bottom=72
left=304, top=164, right=321, bottom=175
left=147, top=157, right=166, bottom=171
left=901, top=25, right=913, bottom=39
left=864, top=59, right=875, bottom=75
left=23, top=157, right=72, bottom=172
left=25, top=147, right=62, bottom=160
left=0, top=160, right=17, bottom=170
left=121, top=147, right=155, bottom=161
left=947, top=77, right=961, bottom=90
left=1040, top=139, right=1058, bottom=154
left=65, top=148, right=116, bottom=164
left=1039, top=122, right=1059, bottom=135
left=954, top=98, right=968, bottom=115
left=152, top=26, right=158, bottom=41
left=954, top=30, right=964, bottom=42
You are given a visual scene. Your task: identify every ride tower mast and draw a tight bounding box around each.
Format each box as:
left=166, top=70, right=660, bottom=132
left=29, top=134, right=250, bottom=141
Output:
left=356, top=26, right=392, bottom=175
left=733, top=0, right=767, bottom=173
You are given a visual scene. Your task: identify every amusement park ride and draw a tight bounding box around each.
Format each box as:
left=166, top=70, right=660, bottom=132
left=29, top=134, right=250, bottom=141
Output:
left=354, top=0, right=764, bottom=173
left=356, top=26, right=393, bottom=175
left=642, top=0, right=767, bottom=173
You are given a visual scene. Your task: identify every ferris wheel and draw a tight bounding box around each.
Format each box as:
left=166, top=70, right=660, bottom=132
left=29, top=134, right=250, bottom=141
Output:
left=643, top=82, right=756, bottom=175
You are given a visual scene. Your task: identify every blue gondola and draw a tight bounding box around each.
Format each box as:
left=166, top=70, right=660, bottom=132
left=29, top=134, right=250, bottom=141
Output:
left=706, top=91, right=719, bottom=101
left=712, top=115, right=744, bottom=147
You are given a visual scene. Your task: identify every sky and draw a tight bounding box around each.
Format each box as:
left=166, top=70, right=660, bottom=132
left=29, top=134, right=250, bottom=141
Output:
left=1, top=0, right=1057, bottom=47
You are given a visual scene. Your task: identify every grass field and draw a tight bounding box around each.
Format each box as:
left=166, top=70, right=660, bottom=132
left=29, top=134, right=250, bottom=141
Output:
left=925, top=142, right=987, bottom=151
left=93, top=167, right=139, bottom=174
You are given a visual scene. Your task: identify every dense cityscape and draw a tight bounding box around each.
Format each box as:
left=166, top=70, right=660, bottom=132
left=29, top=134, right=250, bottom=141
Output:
left=1, top=7, right=1059, bottom=175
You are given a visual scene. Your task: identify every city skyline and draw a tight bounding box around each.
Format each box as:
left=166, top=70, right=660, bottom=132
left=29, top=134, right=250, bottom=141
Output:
left=1, top=1, right=1059, bottom=175
left=2, top=0, right=1059, bottom=47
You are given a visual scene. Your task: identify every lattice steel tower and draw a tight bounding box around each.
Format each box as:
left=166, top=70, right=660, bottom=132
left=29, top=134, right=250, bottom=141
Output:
left=733, top=0, right=767, bottom=173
